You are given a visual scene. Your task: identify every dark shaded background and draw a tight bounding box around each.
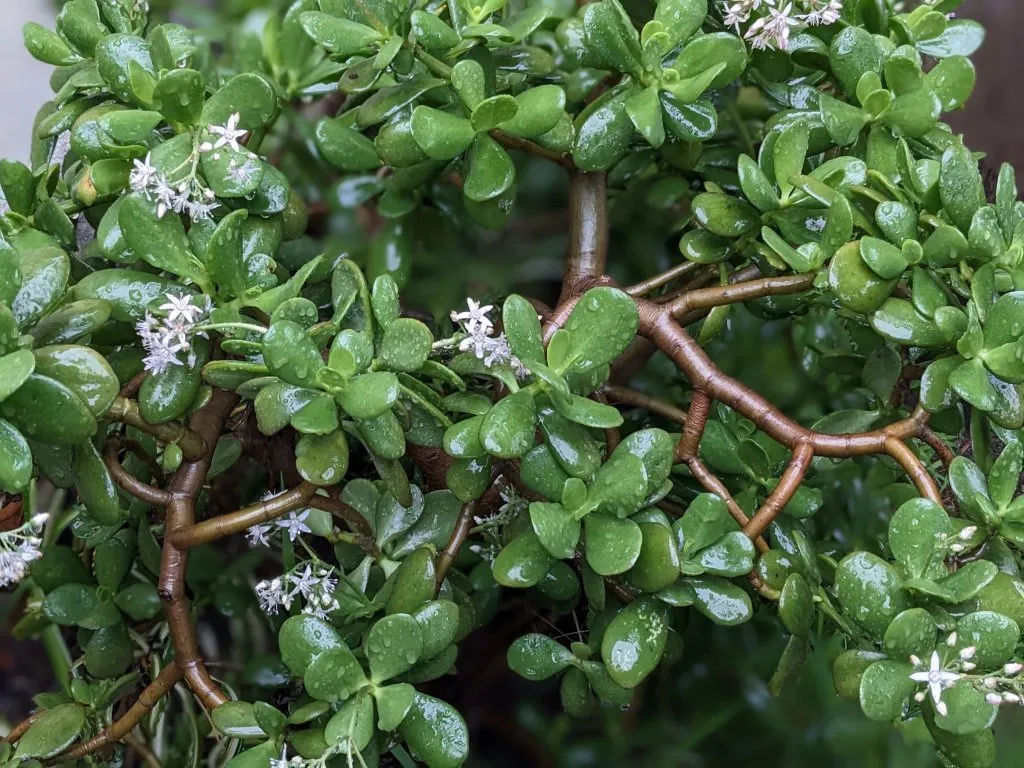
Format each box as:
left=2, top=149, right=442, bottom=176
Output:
left=947, top=1, right=1024, bottom=170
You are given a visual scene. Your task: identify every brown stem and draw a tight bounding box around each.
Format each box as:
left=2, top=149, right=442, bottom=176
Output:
left=159, top=389, right=239, bottom=711
left=307, top=494, right=381, bottom=557
left=686, top=458, right=768, bottom=555
left=743, top=442, right=814, bottom=541
left=168, top=483, right=318, bottom=550
left=638, top=304, right=929, bottom=457
left=602, top=385, right=688, bottom=424
left=665, top=272, right=817, bottom=319
left=675, top=390, right=711, bottom=463
left=119, top=372, right=147, bottom=399
left=558, top=172, right=608, bottom=304
left=103, top=439, right=172, bottom=508
left=61, top=662, right=181, bottom=761
left=105, top=397, right=207, bottom=461
left=4, top=711, right=42, bottom=745
left=918, top=425, right=955, bottom=469
left=436, top=502, right=476, bottom=589
left=885, top=437, right=943, bottom=505
left=490, top=130, right=574, bottom=171
left=625, top=261, right=703, bottom=296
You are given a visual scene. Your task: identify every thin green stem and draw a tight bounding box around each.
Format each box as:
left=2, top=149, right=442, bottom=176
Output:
left=399, top=384, right=454, bottom=428
left=726, top=99, right=757, bottom=159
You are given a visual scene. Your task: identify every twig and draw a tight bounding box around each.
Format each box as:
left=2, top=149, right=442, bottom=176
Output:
left=61, top=662, right=181, bottom=761
left=307, top=494, right=381, bottom=558
left=675, top=390, right=711, bottom=463
left=665, top=273, right=816, bottom=319
left=167, top=482, right=318, bottom=550
left=686, top=458, right=768, bottom=554
left=159, top=390, right=239, bottom=711
left=885, top=437, right=943, bottom=506
left=105, top=397, right=207, bottom=461
left=743, top=442, right=814, bottom=540
left=4, top=711, right=42, bottom=745
left=490, top=130, right=575, bottom=171
left=436, top=502, right=476, bottom=589
left=625, top=261, right=703, bottom=296
left=601, top=384, right=688, bottom=424
left=103, top=439, right=172, bottom=508
left=918, top=425, right=955, bottom=469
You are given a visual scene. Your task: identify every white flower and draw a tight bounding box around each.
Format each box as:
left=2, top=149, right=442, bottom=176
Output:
left=959, top=646, right=977, bottom=661
left=1004, top=663, right=1023, bottom=675
left=958, top=526, right=979, bottom=541
left=206, top=112, right=248, bottom=153
left=947, top=632, right=959, bottom=647
left=1004, top=692, right=1022, bottom=704
left=129, top=152, right=158, bottom=194
left=245, top=523, right=273, bottom=547
left=289, top=565, right=318, bottom=599
left=160, top=294, right=202, bottom=325
left=482, top=333, right=513, bottom=368
left=187, top=198, right=219, bottom=221
left=451, top=298, right=494, bottom=335
left=987, top=693, right=1003, bottom=706
left=801, top=0, right=842, bottom=25
left=255, top=578, right=289, bottom=615
left=152, top=175, right=177, bottom=218
left=0, top=516, right=47, bottom=588
left=910, top=651, right=961, bottom=716
left=458, top=326, right=491, bottom=359
left=278, top=509, right=312, bottom=541
left=745, top=3, right=798, bottom=50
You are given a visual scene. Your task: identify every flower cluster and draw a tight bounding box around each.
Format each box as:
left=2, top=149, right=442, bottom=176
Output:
left=909, top=634, right=978, bottom=716
left=255, top=562, right=340, bottom=619
left=128, top=113, right=250, bottom=221
left=245, top=496, right=313, bottom=547
left=451, top=299, right=530, bottom=379
left=0, top=513, right=48, bottom=589
left=136, top=293, right=211, bottom=375
left=722, top=0, right=843, bottom=50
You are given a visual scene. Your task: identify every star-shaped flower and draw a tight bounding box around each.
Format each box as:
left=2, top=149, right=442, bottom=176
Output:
left=910, top=651, right=961, bottom=716
left=204, top=112, right=248, bottom=153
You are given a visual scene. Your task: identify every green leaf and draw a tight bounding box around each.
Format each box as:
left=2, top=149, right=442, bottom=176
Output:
left=507, top=633, right=574, bottom=680
left=12, top=244, right=70, bottom=330
left=940, top=144, right=986, bottom=234
left=412, top=600, right=460, bottom=660
left=625, top=86, right=665, bottom=148
left=582, top=0, right=642, bottom=78
left=479, top=391, right=536, bottom=458
left=629, top=522, right=681, bottom=592
left=573, top=87, right=634, bottom=171
left=530, top=501, right=581, bottom=559
left=0, top=374, right=97, bottom=445
left=676, top=493, right=735, bottom=559
left=278, top=614, right=345, bottom=676
left=829, top=26, right=883, bottom=97
left=695, top=531, right=755, bottom=578
left=561, top=287, right=639, bottom=372
left=315, top=117, right=381, bottom=172
left=737, top=154, right=780, bottom=212
left=365, top=614, right=423, bottom=683
left=411, top=107, right=476, bottom=161
left=398, top=693, right=469, bottom=768
left=95, top=34, right=156, bottom=105
left=492, top=532, right=554, bottom=588
left=860, top=236, right=909, bottom=280
left=584, top=514, right=643, bottom=576
left=686, top=576, right=753, bottom=625
left=859, top=660, right=916, bottom=721
left=324, top=694, right=374, bottom=752
left=836, top=551, right=911, bottom=637
left=955, top=611, right=1020, bottom=669
left=303, top=644, right=367, bottom=703
left=934, top=682, right=998, bottom=735
left=773, top=120, right=809, bottom=198
left=300, top=11, right=382, bottom=56
left=888, top=498, right=950, bottom=579
left=917, top=19, right=985, bottom=58
left=43, top=583, right=100, bottom=626
left=779, top=573, right=815, bottom=636
left=295, top=430, right=349, bottom=486
left=0, top=419, right=32, bottom=493
left=118, top=193, right=206, bottom=285
left=386, top=547, right=437, bottom=614
left=374, top=683, right=415, bottom=731
left=659, top=94, right=717, bottom=142
left=498, top=85, right=566, bottom=138
left=692, top=193, right=760, bottom=238
left=13, top=704, right=87, bottom=760
left=201, top=73, right=278, bottom=130
left=212, top=702, right=266, bottom=739
left=870, top=298, right=951, bottom=347
left=601, top=598, right=669, bottom=688
left=262, top=320, right=325, bottom=388
left=883, top=608, right=937, bottom=660
left=463, top=135, right=515, bottom=203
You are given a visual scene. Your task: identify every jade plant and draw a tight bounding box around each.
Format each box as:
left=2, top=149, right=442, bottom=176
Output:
left=0, top=0, right=1022, bottom=766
